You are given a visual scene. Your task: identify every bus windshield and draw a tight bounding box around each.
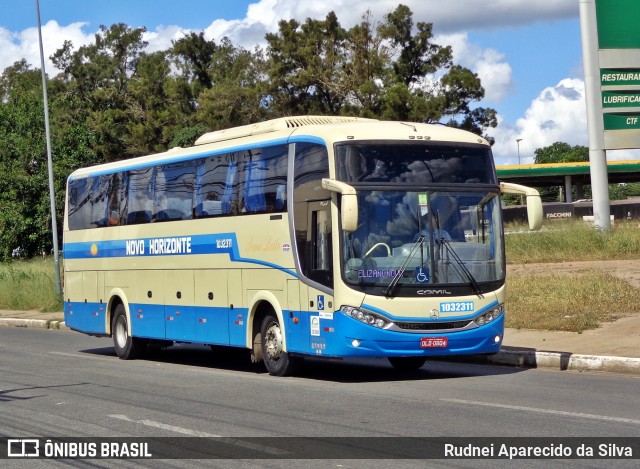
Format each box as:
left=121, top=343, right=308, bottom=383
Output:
left=341, top=190, right=504, bottom=294
left=335, top=141, right=497, bottom=185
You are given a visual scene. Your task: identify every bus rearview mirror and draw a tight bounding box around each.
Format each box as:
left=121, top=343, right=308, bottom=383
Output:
left=321, top=178, right=359, bottom=232
left=500, top=182, right=543, bottom=230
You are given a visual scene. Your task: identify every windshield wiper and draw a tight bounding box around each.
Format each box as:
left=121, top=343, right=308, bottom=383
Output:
left=439, top=238, right=484, bottom=298
left=384, top=235, right=426, bottom=298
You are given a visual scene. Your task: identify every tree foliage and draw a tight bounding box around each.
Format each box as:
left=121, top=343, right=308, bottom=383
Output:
left=534, top=142, right=589, bottom=164
left=0, top=5, right=497, bottom=259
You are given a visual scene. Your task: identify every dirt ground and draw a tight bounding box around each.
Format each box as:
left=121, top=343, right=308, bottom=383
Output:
left=507, top=259, right=640, bottom=288
left=504, top=259, right=640, bottom=358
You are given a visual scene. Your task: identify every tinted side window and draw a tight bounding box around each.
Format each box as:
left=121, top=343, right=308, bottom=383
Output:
left=238, top=145, right=288, bottom=214
left=126, top=167, right=155, bottom=225
left=106, top=173, right=127, bottom=226
left=68, top=177, right=93, bottom=230
left=195, top=155, right=230, bottom=217
left=154, top=161, right=195, bottom=221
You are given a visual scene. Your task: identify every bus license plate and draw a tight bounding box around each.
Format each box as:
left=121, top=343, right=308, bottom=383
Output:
left=420, top=337, right=448, bottom=348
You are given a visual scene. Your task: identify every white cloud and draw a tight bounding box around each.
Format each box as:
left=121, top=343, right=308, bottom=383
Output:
left=0, top=20, right=92, bottom=74
left=492, top=78, right=588, bottom=165
left=200, top=0, right=577, bottom=49
left=437, top=33, right=512, bottom=102
left=143, top=25, right=188, bottom=54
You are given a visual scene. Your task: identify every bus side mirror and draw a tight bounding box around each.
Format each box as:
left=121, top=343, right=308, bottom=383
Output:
left=500, top=182, right=543, bottom=230
left=321, top=178, right=358, bottom=232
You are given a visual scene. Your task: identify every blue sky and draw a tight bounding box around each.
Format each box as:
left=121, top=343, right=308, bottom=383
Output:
left=0, top=0, right=595, bottom=164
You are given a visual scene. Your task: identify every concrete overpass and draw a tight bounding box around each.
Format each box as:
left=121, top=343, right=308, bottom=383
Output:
left=496, top=160, right=640, bottom=202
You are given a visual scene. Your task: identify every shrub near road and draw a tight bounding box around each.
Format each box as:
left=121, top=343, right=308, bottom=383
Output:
left=0, top=259, right=61, bottom=311
left=505, top=220, right=640, bottom=263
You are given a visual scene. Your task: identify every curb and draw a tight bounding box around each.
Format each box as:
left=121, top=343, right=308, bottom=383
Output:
left=0, top=318, right=69, bottom=331
left=466, top=348, right=640, bottom=376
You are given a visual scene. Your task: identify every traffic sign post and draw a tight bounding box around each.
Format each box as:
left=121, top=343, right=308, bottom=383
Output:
left=580, top=0, right=640, bottom=229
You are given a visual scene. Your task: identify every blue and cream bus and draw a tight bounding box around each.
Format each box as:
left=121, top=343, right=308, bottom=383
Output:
left=63, top=116, right=542, bottom=375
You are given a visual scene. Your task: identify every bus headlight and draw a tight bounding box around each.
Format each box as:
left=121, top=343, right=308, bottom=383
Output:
left=341, top=306, right=391, bottom=329
left=474, top=304, right=504, bottom=326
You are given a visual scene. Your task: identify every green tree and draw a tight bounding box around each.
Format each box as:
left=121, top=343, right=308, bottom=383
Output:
left=264, top=5, right=497, bottom=139
left=0, top=61, right=56, bottom=259
left=265, top=12, right=348, bottom=116
left=534, top=142, right=589, bottom=164
left=51, top=24, right=150, bottom=160
left=196, top=39, right=268, bottom=129
left=533, top=142, right=629, bottom=201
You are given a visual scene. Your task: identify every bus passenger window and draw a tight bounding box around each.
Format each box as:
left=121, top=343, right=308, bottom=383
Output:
left=126, top=167, right=154, bottom=225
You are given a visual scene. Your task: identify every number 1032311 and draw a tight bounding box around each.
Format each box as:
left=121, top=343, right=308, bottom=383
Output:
left=439, top=301, right=474, bottom=313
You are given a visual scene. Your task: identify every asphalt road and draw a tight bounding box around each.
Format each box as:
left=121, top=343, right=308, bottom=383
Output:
left=1, top=327, right=639, bottom=468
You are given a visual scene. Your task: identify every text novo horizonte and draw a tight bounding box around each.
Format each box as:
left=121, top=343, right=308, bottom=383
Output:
left=125, top=237, right=192, bottom=256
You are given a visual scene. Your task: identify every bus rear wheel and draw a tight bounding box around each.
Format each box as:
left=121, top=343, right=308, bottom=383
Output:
left=260, top=313, right=300, bottom=376
left=388, top=356, right=427, bottom=371
left=112, top=304, right=146, bottom=360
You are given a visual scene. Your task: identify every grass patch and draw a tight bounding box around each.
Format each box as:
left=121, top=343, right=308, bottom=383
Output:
left=505, top=221, right=640, bottom=264
left=0, top=259, right=62, bottom=312
left=506, top=272, right=640, bottom=332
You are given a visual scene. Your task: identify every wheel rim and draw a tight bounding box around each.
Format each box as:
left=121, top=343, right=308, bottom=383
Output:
left=264, top=321, right=283, bottom=362
left=115, top=315, right=128, bottom=349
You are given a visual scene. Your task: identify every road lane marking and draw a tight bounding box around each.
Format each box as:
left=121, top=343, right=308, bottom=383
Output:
left=109, top=414, right=219, bottom=436
left=50, top=351, right=112, bottom=361
left=442, top=398, right=640, bottom=425
left=108, top=415, right=289, bottom=455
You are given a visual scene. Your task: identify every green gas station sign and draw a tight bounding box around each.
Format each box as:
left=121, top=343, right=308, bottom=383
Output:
left=601, top=69, right=640, bottom=87
left=603, top=114, right=640, bottom=131
left=596, top=0, right=640, bottom=49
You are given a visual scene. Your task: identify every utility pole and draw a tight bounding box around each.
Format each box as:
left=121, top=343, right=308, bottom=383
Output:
left=35, top=0, right=62, bottom=295
left=516, top=138, right=523, bottom=165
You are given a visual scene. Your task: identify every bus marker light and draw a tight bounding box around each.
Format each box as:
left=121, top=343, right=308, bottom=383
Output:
left=352, top=339, right=361, bottom=347
left=293, top=317, right=299, bottom=324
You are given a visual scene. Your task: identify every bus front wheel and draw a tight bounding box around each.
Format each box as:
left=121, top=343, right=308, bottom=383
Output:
left=260, top=313, right=300, bottom=376
left=112, top=304, right=146, bottom=360
left=388, top=356, right=427, bottom=371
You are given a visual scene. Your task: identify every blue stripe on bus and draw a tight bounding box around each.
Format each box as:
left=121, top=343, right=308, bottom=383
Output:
left=63, top=233, right=299, bottom=278
left=65, top=300, right=505, bottom=357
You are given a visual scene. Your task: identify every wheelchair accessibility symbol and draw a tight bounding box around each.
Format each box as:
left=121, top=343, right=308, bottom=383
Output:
left=415, top=267, right=429, bottom=283
left=317, top=295, right=325, bottom=311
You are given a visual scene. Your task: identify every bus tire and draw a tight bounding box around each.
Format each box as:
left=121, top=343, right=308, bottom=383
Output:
left=388, top=356, right=427, bottom=371
left=260, top=313, right=300, bottom=376
left=112, top=303, right=146, bottom=360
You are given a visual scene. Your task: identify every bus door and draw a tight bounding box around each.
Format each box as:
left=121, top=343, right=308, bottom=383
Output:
left=288, top=201, right=334, bottom=355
